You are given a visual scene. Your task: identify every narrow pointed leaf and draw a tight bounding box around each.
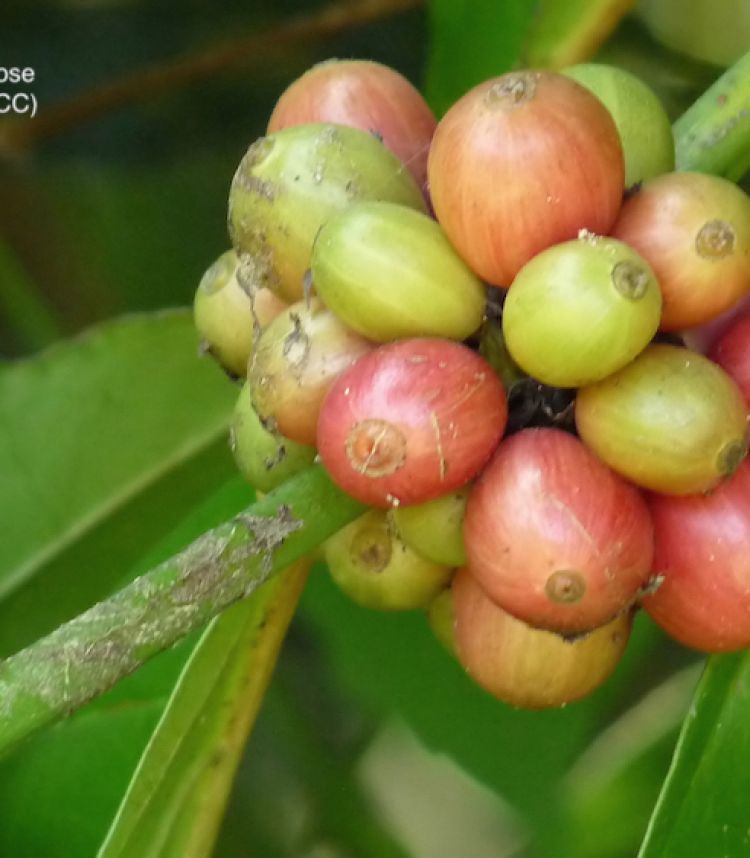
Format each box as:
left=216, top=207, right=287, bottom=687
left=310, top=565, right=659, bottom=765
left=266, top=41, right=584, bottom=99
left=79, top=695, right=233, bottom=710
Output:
left=98, top=558, right=311, bottom=858
left=0, top=310, right=239, bottom=655
left=638, top=653, right=750, bottom=857
left=0, top=309, right=236, bottom=605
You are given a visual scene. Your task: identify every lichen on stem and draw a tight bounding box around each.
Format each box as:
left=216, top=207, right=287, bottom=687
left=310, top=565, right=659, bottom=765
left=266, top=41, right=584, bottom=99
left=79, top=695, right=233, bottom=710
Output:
left=0, top=465, right=364, bottom=755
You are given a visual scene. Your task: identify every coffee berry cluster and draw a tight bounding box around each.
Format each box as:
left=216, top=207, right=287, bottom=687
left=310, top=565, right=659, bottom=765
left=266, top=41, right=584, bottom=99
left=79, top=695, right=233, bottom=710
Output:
left=193, top=58, right=750, bottom=710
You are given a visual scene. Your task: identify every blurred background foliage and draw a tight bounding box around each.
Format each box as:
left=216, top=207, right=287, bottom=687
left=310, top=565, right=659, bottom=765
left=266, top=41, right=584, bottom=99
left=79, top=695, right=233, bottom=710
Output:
left=0, top=1, right=749, bottom=856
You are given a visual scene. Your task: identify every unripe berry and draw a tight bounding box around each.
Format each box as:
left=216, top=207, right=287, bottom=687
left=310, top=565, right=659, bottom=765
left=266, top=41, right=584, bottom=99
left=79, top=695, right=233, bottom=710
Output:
left=576, top=344, right=748, bottom=494
left=392, top=487, right=468, bottom=567
left=230, top=382, right=316, bottom=493
left=563, top=63, right=674, bottom=188
left=249, top=298, right=372, bottom=445
left=426, top=586, right=458, bottom=656
left=311, top=201, right=486, bottom=342
left=228, top=123, right=426, bottom=302
left=453, top=568, right=632, bottom=709
left=324, top=509, right=452, bottom=611
left=193, top=249, right=286, bottom=377
left=267, top=59, right=437, bottom=191
left=503, top=234, right=661, bottom=387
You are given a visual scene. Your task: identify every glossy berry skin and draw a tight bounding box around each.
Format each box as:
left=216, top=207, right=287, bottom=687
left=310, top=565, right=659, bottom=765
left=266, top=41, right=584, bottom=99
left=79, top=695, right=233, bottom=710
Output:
left=463, top=428, right=654, bottom=634
left=230, top=382, right=315, bottom=493
left=268, top=59, right=437, bottom=191
left=249, top=298, right=372, bottom=445
left=576, top=344, right=748, bottom=495
left=228, top=123, right=425, bottom=302
left=611, top=172, right=750, bottom=331
left=427, top=70, right=624, bottom=286
left=311, top=201, right=486, bottom=343
left=683, top=293, right=750, bottom=354
left=502, top=235, right=661, bottom=387
left=393, top=486, right=469, bottom=567
left=317, top=339, right=507, bottom=508
left=643, top=461, right=750, bottom=652
left=563, top=63, right=675, bottom=188
left=193, top=249, right=286, bottom=377
left=453, top=568, right=632, bottom=709
left=324, top=510, right=452, bottom=611
left=709, top=312, right=750, bottom=408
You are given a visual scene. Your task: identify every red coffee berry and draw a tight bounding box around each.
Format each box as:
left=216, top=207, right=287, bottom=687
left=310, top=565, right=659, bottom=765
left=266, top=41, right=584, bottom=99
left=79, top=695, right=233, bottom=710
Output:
left=427, top=70, right=624, bottom=286
left=611, top=172, right=750, bottom=331
left=317, top=339, right=507, bottom=508
left=268, top=59, right=436, bottom=191
left=710, top=312, right=750, bottom=408
left=642, top=460, right=750, bottom=652
left=453, top=568, right=632, bottom=709
left=463, top=428, right=653, bottom=634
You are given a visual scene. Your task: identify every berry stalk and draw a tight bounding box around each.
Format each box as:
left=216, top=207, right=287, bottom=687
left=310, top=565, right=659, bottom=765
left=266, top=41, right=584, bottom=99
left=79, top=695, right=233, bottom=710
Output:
left=0, top=466, right=364, bottom=755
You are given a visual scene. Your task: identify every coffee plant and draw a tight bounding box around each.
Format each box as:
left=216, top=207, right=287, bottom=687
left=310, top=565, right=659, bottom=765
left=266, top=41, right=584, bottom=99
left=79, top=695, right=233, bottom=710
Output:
left=2, top=2, right=750, bottom=856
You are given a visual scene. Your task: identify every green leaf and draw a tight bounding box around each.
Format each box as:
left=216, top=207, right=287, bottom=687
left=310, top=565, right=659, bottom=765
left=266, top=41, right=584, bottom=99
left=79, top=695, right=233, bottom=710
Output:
left=0, top=239, right=61, bottom=353
left=0, top=634, right=199, bottom=858
left=217, top=627, right=411, bottom=858
left=424, top=0, right=537, bottom=115
left=0, top=310, right=238, bottom=653
left=98, top=559, right=310, bottom=858
left=548, top=664, right=700, bottom=858
left=521, top=0, right=636, bottom=69
left=0, top=699, right=167, bottom=858
left=0, top=310, right=258, bottom=855
left=638, top=653, right=750, bottom=857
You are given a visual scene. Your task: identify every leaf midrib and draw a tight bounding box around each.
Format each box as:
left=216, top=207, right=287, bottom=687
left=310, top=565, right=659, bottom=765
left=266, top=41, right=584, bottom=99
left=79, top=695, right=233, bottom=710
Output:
left=0, top=413, right=231, bottom=604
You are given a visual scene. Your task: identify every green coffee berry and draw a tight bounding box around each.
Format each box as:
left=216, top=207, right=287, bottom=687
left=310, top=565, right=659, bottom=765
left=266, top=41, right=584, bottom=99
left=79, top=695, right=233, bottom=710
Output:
left=426, top=586, right=458, bottom=657
left=230, top=382, right=316, bottom=493
left=228, top=123, right=426, bottom=303
left=324, top=509, right=452, bottom=611
left=393, top=487, right=469, bottom=567
left=311, top=201, right=486, bottom=342
left=193, top=249, right=286, bottom=377
left=249, top=297, right=372, bottom=446
left=576, top=344, right=749, bottom=494
left=503, top=235, right=661, bottom=387
left=563, top=63, right=675, bottom=188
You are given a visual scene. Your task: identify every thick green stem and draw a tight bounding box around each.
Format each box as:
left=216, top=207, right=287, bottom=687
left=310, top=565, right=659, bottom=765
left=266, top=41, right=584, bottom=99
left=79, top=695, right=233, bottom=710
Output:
left=0, top=466, right=364, bottom=755
left=673, top=49, right=750, bottom=181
